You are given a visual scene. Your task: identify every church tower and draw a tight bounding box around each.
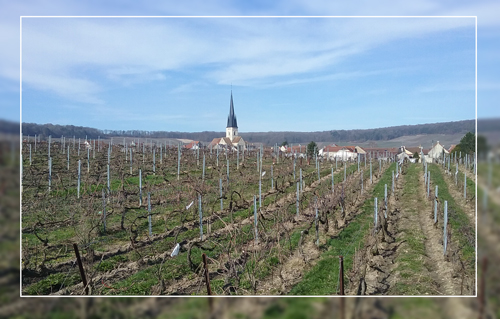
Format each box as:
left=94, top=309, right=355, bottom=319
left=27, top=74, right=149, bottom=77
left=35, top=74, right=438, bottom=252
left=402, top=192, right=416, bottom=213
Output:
left=226, top=91, right=238, bottom=141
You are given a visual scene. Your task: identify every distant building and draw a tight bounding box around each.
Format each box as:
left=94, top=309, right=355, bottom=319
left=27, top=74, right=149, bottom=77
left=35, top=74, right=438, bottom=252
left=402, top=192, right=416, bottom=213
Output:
left=208, top=91, right=246, bottom=151
left=354, top=146, right=366, bottom=155
left=184, top=141, right=201, bottom=150
left=319, top=145, right=358, bottom=161
left=427, top=141, right=449, bottom=160
left=396, top=146, right=416, bottom=163
left=281, top=145, right=306, bottom=158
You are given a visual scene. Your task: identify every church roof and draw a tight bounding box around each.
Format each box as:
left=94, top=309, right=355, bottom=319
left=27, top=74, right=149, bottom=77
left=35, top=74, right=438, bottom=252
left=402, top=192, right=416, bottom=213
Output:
left=226, top=91, right=238, bottom=128
left=208, top=138, right=221, bottom=147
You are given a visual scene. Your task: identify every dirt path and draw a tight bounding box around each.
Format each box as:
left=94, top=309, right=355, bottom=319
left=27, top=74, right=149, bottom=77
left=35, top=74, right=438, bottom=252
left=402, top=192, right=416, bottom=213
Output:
left=255, top=164, right=389, bottom=295
left=358, top=176, right=402, bottom=295
left=349, top=163, right=465, bottom=296
left=415, top=165, right=460, bottom=295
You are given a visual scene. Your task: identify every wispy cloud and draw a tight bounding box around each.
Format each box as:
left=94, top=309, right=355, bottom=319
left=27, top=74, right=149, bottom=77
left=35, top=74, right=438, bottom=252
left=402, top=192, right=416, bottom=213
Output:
left=106, top=67, right=166, bottom=86
left=416, top=82, right=475, bottom=93
left=23, top=72, right=104, bottom=104
left=20, top=17, right=474, bottom=103
left=169, top=81, right=209, bottom=94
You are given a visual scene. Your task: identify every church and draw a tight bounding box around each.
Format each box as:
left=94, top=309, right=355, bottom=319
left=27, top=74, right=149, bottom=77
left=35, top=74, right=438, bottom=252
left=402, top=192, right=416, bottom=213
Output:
left=208, top=91, right=247, bottom=150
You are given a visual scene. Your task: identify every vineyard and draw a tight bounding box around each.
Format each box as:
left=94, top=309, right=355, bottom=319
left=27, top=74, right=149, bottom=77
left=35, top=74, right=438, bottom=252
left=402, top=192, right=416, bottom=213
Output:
left=21, top=138, right=476, bottom=296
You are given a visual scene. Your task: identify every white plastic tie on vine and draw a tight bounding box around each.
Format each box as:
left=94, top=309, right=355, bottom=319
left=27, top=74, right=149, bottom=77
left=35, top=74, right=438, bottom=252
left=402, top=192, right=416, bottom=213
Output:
left=186, top=201, right=194, bottom=210
left=171, top=243, right=180, bottom=257
left=262, top=171, right=266, bottom=177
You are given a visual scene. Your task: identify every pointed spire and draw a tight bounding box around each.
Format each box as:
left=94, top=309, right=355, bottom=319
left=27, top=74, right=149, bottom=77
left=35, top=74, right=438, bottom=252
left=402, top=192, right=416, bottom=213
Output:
left=227, top=90, right=238, bottom=128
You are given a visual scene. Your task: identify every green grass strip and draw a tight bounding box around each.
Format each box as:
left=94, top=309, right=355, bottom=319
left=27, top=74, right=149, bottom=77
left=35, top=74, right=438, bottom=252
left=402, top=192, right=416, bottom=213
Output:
left=427, top=164, right=475, bottom=270
left=289, top=162, right=395, bottom=295
left=389, top=164, right=435, bottom=295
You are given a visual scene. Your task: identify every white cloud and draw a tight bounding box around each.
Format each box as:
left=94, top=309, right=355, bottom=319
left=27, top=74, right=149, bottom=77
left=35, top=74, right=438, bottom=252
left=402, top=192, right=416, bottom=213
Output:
left=0, top=0, right=493, bottom=112
left=19, top=17, right=475, bottom=103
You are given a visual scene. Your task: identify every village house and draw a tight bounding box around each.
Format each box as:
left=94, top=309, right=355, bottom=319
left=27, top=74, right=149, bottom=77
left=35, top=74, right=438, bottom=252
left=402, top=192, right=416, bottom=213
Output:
left=319, top=145, right=358, bottom=161
left=318, top=144, right=336, bottom=157
left=184, top=141, right=201, bottom=150
left=426, top=141, right=449, bottom=162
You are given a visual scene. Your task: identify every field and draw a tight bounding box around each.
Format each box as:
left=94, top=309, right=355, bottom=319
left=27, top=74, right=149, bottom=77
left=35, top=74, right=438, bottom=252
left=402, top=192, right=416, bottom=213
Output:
left=21, top=138, right=475, bottom=296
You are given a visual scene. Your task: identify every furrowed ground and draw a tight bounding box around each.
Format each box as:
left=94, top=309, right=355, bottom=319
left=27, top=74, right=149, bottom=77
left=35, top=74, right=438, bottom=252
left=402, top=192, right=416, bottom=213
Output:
left=21, top=140, right=475, bottom=296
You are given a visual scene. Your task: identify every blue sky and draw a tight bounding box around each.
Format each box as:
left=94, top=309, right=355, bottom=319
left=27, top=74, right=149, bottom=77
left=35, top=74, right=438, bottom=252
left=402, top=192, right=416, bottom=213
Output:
left=0, top=1, right=499, bottom=133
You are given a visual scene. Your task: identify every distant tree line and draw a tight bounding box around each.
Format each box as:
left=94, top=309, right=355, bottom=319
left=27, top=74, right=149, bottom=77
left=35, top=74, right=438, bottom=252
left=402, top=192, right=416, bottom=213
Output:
left=0, top=120, right=19, bottom=134
left=328, top=120, right=475, bottom=142
left=21, top=119, right=478, bottom=144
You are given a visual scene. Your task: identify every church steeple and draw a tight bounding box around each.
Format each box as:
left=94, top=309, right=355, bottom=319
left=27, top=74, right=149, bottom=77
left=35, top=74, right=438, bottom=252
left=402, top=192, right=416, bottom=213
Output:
left=227, top=91, right=238, bottom=128
left=226, top=91, right=238, bottom=141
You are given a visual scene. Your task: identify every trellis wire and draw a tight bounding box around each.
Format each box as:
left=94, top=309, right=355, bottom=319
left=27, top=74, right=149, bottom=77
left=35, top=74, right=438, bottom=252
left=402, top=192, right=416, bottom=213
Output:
left=177, top=144, right=181, bottom=180
left=148, top=192, right=152, bottom=236
left=139, top=169, right=142, bottom=206
left=443, top=201, right=448, bottom=255
left=254, top=195, right=258, bottom=243
left=227, top=159, right=230, bottom=186
left=315, top=197, right=319, bottom=246
left=391, top=170, right=394, bottom=194
left=259, top=172, right=262, bottom=208
left=48, top=157, right=52, bottom=192
left=271, top=164, right=274, bottom=190
left=219, top=178, right=223, bottom=211
left=384, top=184, right=387, bottom=218
left=77, top=160, right=81, bottom=199
left=296, top=182, right=300, bottom=216
left=464, top=171, right=466, bottom=199
left=102, top=188, right=106, bottom=233
left=202, top=154, right=205, bottom=180
left=427, top=171, right=430, bottom=198
left=199, top=194, right=203, bottom=240
left=331, top=167, right=334, bottom=193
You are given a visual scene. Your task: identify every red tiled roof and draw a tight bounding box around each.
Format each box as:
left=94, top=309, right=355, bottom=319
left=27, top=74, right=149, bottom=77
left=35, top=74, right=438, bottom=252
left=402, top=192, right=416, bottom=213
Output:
left=322, top=146, right=343, bottom=152
left=184, top=141, right=199, bottom=149
left=286, top=145, right=305, bottom=153
left=208, top=138, right=221, bottom=147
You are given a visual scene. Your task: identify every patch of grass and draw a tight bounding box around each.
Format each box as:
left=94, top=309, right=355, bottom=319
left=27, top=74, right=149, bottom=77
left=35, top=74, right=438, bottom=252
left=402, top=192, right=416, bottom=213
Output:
left=390, top=164, right=434, bottom=295
left=455, top=169, right=476, bottom=202
left=25, top=272, right=80, bottom=295
left=108, top=265, right=159, bottom=295
left=389, top=298, right=442, bottom=319
left=157, top=297, right=208, bottom=319
left=95, top=254, right=128, bottom=272
left=477, top=162, right=500, bottom=190
left=289, top=163, right=396, bottom=295
left=428, top=164, right=475, bottom=270
left=262, top=298, right=324, bottom=319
